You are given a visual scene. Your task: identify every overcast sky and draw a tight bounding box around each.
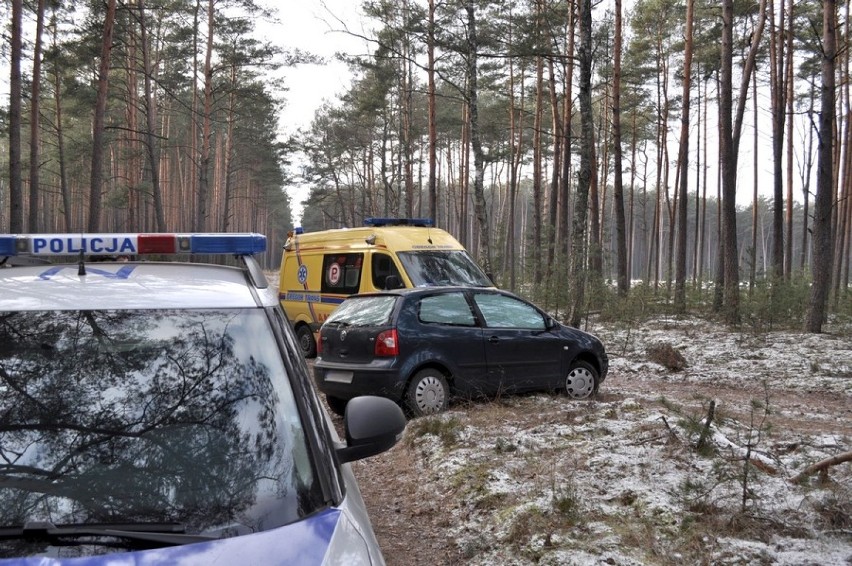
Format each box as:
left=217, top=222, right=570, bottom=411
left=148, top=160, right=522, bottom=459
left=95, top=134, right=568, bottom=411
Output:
left=272, top=1, right=368, bottom=136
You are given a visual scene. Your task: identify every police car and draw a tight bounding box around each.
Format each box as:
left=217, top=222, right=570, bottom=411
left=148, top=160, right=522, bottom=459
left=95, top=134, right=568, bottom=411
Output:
left=0, top=233, right=405, bottom=565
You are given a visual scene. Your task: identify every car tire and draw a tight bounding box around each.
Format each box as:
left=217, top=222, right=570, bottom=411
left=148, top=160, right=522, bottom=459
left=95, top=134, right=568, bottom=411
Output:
left=325, top=395, right=348, bottom=417
left=405, top=369, right=449, bottom=417
left=296, top=324, right=317, bottom=358
left=564, top=360, right=599, bottom=399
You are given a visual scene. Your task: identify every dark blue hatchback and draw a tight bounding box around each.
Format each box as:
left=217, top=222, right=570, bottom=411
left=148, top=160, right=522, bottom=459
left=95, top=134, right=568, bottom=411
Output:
left=315, top=287, right=609, bottom=417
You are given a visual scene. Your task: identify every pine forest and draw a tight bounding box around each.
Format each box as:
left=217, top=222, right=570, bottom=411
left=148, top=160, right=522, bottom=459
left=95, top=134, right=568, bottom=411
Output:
left=1, top=0, right=851, bottom=332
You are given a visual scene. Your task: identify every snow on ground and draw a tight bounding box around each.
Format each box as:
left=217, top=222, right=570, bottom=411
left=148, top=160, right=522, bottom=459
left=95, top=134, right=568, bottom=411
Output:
left=387, top=317, right=852, bottom=565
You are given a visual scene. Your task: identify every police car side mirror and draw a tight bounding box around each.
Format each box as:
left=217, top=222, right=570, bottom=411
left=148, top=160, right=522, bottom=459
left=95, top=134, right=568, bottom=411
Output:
left=336, top=396, right=406, bottom=463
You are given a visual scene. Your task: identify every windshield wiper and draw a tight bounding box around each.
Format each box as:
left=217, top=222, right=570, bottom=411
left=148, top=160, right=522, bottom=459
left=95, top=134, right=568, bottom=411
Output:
left=0, top=521, right=218, bottom=549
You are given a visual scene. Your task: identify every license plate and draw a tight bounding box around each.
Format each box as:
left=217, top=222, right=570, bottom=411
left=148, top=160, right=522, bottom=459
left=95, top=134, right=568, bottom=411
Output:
left=325, top=370, right=354, bottom=384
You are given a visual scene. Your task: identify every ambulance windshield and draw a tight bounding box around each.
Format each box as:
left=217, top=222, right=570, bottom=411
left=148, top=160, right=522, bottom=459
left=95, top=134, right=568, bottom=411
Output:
left=397, top=250, right=491, bottom=287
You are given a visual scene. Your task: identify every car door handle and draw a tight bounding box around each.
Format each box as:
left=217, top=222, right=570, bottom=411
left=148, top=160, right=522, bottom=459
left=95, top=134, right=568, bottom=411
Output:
left=488, top=336, right=499, bottom=344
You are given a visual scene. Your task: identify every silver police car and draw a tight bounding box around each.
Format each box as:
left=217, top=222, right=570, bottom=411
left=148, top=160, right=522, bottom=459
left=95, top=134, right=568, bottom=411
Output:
left=0, top=233, right=404, bottom=565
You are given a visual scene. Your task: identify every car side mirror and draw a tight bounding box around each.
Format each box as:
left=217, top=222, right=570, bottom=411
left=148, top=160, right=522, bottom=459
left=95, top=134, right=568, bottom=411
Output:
left=336, top=396, right=406, bottom=463
left=384, top=275, right=402, bottom=290
left=546, top=317, right=559, bottom=330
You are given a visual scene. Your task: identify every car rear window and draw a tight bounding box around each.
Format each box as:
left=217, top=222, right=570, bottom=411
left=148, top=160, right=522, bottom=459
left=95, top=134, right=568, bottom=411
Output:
left=326, top=295, right=397, bottom=326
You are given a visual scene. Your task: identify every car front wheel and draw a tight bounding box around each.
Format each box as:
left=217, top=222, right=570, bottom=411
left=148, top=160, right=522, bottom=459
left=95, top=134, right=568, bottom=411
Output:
left=564, top=361, right=598, bottom=399
left=405, top=369, right=449, bottom=417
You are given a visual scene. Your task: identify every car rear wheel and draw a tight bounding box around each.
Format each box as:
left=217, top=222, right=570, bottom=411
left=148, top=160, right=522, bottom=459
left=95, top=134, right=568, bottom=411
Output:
left=564, top=361, right=598, bottom=399
left=405, top=369, right=449, bottom=417
left=325, top=395, right=348, bottom=417
left=296, top=324, right=317, bottom=358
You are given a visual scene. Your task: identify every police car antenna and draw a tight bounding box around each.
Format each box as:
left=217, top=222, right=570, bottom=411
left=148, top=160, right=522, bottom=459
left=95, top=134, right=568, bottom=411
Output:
left=77, top=250, right=86, bottom=276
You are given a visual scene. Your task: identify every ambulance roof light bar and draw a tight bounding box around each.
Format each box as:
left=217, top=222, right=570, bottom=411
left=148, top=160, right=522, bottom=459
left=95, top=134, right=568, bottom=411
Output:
left=0, top=233, right=267, bottom=257
left=363, top=218, right=434, bottom=228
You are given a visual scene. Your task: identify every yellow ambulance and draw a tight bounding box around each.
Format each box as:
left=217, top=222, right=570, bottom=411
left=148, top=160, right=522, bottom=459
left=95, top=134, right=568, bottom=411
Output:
left=279, top=218, right=492, bottom=357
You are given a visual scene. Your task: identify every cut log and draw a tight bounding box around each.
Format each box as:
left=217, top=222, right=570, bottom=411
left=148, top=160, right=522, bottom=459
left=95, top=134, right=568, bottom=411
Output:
left=791, top=451, right=852, bottom=484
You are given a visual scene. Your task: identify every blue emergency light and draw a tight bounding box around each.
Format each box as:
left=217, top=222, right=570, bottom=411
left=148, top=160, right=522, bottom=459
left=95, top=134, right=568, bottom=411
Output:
left=0, top=233, right=266, bottom=257
left=363, top=218, right=434, bottom=227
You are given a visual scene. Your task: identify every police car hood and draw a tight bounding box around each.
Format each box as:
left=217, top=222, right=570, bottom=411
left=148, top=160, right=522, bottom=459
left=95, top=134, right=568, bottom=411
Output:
left=0, top=504, right=379, bottom=566
left=0, top=263, right=265, bottom=310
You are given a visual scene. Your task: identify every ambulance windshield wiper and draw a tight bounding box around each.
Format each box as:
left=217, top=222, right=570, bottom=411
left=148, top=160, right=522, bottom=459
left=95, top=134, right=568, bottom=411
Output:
left=0, top=521, right=219, bottom=549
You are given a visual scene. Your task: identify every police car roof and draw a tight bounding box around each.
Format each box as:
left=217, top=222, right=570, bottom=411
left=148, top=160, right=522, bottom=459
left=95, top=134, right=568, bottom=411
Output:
left=0, top=261, right=274, bottom=311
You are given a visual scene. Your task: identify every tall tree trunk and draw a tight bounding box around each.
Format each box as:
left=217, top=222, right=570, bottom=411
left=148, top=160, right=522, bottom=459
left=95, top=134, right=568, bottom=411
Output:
left=692, top=63, right=703, bottom=285
left=720, top=0, right=768, bottom=323
left=800, top=86, right=816, bottom=272
left=719, top=0, right=740, bottom=323
left=507, top=19, right=524, bottom=291
left=558, top=2, right=575, bottom=261
left=465, top=2, right=493, bottom=275
left=9, top=0, right=24, bottom=232
left=138, top=0, right=166, bottom=231
left=532, top=48, right=544, bottom=284
left=675, top=0, right=694, bottom=312
left=546, top=57, right=562, bottom=276
left=769, top=0, right=786, bottom=279
left=51, top=12, right=72, bottom=232
left=613, top=0, right=628, bottom=296
left=196, top=0, right=215, bottom=232
left=785, top=0, right=795, bottom=278
left=697, top=77, right=709, bottom=285
left=806, top=0, right=837, bottom=333
left=427, top=0, right=437, bottom=222
left=88, top=0, right=118, bottom=232
left=400, top=6, right=415, bottom=219
left=750, top=68, right=759, bottom=292
left=28, top=0, right=46, bottom=232
left=222, top=68, right=237, bottom=231
left=834, top=0, right=851, bottom=304
left=569, top=0, right=593, bottom=328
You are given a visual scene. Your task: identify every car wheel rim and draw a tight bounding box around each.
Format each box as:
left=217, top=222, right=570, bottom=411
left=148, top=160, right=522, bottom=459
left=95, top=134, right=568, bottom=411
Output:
left=566, top=367, right=594, bottom=399
left=414, top=376, right=445, bottom=414
left=298, top=331, right=311, bottom=352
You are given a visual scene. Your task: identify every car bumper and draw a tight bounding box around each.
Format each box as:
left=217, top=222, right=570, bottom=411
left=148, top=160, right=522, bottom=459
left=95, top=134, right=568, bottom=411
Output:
left=314, top=358, right=406, bottom=402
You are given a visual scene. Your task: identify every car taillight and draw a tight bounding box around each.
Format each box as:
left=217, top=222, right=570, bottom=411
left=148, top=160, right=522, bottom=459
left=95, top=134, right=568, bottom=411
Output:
left=375, top=329, right=399, bottom=357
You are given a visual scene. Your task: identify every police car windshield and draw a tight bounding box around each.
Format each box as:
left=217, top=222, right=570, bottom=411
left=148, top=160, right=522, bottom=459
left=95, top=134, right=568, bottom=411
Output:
left=0, top=308, right=324, bottom=555
left=397, top=250, right=491, bottom=287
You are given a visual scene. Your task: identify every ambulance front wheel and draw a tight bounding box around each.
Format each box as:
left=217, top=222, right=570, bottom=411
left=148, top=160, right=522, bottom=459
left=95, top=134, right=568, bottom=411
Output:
left=296, top=324, right=317, bottom=358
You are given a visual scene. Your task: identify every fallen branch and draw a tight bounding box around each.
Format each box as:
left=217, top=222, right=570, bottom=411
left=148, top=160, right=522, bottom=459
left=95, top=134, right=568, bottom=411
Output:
left=704, top=422, right=778, bottom=475
left=791, top=451, right=852, bottom=484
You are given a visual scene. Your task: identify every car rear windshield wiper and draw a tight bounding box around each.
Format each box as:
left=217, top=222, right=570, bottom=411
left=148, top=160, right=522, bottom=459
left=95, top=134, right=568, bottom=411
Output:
left=0, top=521, right=219, bottom=549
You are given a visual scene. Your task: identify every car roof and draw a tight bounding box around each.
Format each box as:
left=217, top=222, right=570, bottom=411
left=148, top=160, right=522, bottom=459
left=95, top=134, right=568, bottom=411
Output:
left=345, top=285, right=506, bottom=300
left=0, top=261, right=275, bottom=310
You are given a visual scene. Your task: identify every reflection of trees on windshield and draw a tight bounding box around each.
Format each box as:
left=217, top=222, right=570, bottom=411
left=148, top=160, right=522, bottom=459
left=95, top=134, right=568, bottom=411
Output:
left=0, top=309, right=322, bottom=550
left=398, top=251, right=491, bottom=287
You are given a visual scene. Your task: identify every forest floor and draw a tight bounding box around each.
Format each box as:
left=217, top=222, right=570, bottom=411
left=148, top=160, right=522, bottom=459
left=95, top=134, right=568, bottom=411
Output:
left=337, top=316, right=852, bottom=566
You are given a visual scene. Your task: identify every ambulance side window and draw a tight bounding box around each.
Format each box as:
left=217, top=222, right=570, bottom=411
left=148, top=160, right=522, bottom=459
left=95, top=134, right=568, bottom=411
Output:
left=372, top=253, right=403, bottom=290
left=321, top=254, right=363, bottom=295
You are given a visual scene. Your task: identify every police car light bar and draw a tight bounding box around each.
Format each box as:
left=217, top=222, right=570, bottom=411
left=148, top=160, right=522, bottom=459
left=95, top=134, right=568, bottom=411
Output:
left=0, top=233, right=267, bottom=257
